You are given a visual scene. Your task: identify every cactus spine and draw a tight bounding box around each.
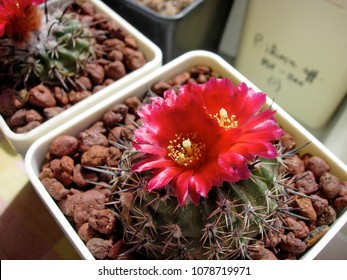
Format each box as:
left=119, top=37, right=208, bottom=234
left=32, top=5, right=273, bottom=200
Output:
left=0, top=0, right=93, bottom=89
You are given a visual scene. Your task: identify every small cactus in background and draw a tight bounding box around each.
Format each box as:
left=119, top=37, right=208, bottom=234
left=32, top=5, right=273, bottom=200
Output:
left=0, top=0, right=93, bottom=90
left=0, top=0, right=148, bottom=134
left=87, top=77, right=312, bottom=259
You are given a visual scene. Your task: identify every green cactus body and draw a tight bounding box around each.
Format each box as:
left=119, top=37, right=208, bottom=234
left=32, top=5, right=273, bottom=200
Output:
left=37, top=17, right=91, bottom=83
left=113, top=155, right=286, bottom=260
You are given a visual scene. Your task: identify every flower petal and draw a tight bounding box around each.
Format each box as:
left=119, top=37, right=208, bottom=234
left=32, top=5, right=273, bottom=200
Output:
left=173, top=170, right=193, bottom=206
left=133, top=157, right=175, bottom=172
left=147, top=166, right=182, bottom=191
left=218, top=151, right=250, bottom=181
left=0, top=22, right=5, bottom=36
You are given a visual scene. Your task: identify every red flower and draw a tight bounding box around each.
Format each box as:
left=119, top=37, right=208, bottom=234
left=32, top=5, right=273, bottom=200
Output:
left=187, top=78, right=284, bottom=160
left=0, top=0, right=44, bottom=43
left=132, top=78, right=283, bottom=206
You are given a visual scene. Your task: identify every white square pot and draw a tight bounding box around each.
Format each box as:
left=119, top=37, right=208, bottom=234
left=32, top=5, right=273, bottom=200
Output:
left=0, top=0, right=162, bottom=156
left=25, top=50, right=347, bottom=259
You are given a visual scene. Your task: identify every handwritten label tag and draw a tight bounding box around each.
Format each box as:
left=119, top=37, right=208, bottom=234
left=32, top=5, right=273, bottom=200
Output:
left=235, top=0, right=347, bottom=128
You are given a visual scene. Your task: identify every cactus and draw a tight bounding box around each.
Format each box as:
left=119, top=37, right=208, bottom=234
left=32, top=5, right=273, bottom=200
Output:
left=30, top=14, right=92, bottom=87
left=0, top=0, right=93, bottom=90
left=104, top=141, right=301, bottom=260
left=82, top=77, right=312, bottom=260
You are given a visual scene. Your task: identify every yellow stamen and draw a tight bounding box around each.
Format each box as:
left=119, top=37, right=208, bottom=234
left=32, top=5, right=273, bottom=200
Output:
left=211, top=107, right=238, bottom=129
left=182, top=139, right=192, bottom=156
left=167, top=133, right=206, bottom=167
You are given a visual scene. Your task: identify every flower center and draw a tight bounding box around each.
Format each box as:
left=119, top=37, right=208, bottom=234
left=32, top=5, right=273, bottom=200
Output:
left=167, top=133, right=206, bottom=167
left=211, top=108, right=238, bottom=129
